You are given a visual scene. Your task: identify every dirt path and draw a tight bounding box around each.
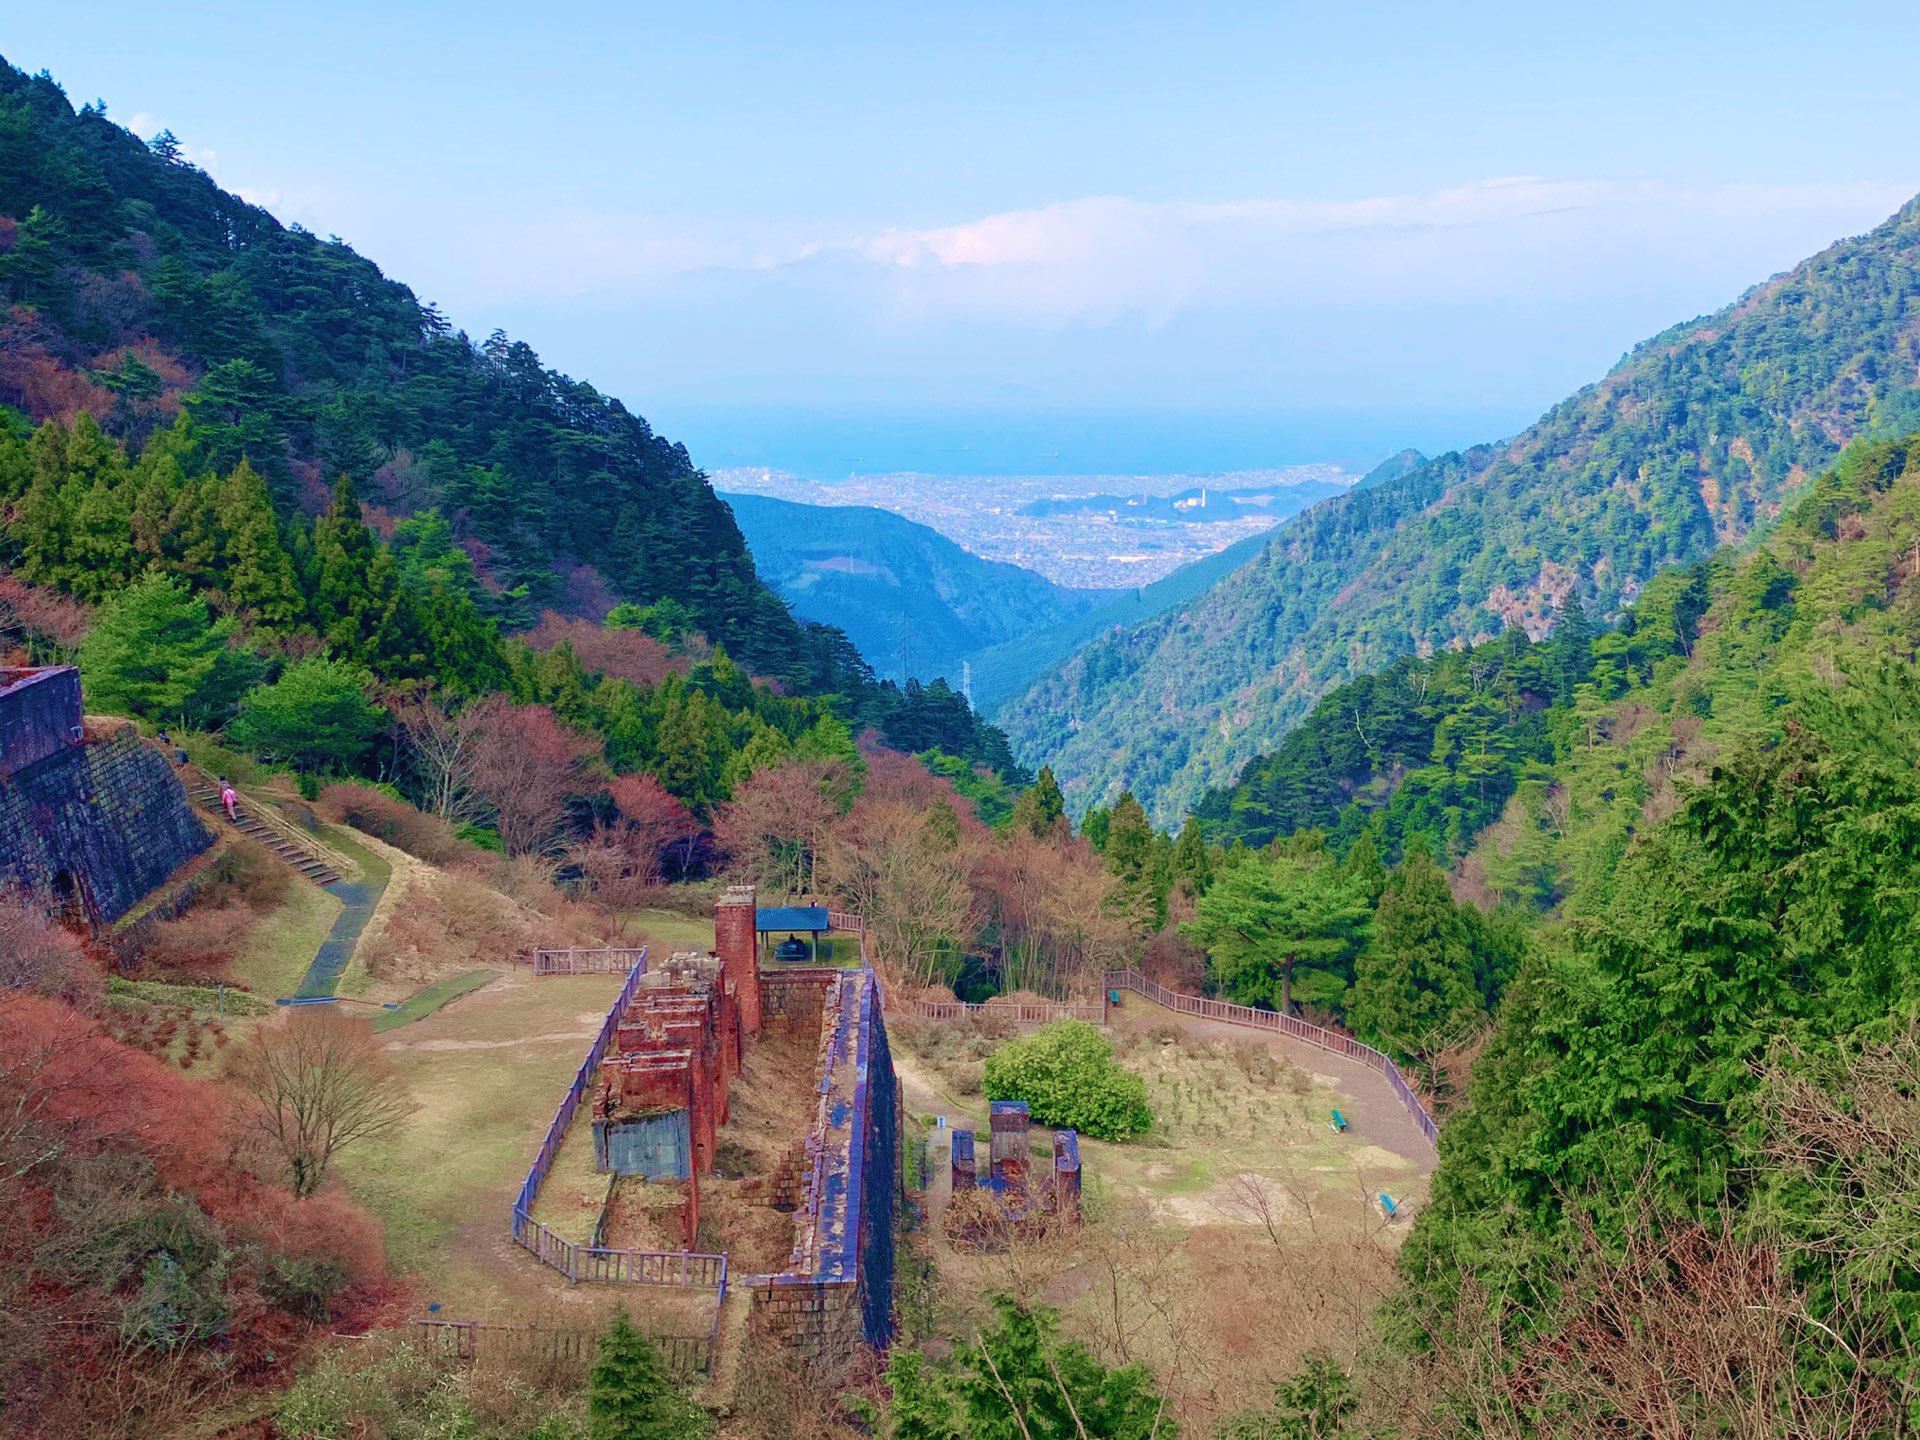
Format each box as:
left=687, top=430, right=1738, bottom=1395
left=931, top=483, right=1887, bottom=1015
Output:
left=1106, top=997, right=1436, bottom=1176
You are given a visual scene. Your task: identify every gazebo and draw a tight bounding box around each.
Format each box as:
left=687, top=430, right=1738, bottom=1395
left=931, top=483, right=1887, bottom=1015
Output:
left=755, top=904, right=833, bottom=963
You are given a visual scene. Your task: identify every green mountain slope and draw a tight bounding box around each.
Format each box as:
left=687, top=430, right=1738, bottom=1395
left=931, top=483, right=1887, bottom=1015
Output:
left=966, top=449, right=1425, bottom=712
left=1000, top=199, right=1920, bottom=824
left=723, top=493, right=1112, bottom=685
left=0, top=58, right=817, bottom=680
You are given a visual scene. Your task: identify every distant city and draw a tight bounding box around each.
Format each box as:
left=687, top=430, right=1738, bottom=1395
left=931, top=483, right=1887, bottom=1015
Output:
left=712, top=466, right=1353, bottom=588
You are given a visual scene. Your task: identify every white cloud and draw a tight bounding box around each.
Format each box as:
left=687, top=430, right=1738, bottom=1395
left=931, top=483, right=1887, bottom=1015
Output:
left=451, top=176, right=1913, bottom=332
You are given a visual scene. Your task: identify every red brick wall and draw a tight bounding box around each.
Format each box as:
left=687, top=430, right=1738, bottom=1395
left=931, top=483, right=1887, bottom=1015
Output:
left=716, top=885, right=761, bottom=1037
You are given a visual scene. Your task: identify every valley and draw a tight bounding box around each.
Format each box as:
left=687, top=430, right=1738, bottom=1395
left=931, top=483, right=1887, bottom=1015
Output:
left=7, top=20, right=1920, bottom=1440
left=713, top=465, right=1354, bottom=589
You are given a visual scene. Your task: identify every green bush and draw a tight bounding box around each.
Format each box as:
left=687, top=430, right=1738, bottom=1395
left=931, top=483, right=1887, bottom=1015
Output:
left=229, top=657, right=385, bottom=772
left=983, top=1021, right=1153, bottom=1140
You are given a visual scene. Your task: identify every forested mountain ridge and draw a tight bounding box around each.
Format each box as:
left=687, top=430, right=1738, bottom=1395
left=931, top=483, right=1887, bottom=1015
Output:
left=1002, top=196, right=1920, bottom=825
left=723, top=493, right=1113, bottom=684
left=964, top=448, right=1426, bottom=713
left=0, top=57, right=825, bottom=681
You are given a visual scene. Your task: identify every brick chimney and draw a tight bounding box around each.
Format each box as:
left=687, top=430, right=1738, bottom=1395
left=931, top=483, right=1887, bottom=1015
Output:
left=716, top=884, right=761, bottom=1038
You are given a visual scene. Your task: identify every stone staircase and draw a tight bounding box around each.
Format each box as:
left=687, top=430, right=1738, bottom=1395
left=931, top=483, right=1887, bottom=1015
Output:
left=187, top=779, right=342, bottom=888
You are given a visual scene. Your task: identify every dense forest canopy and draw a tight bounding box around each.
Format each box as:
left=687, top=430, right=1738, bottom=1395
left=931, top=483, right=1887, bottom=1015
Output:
left=1002, top=194, right=1920, bottom=824
left=0, top=56, right=830, bottom=684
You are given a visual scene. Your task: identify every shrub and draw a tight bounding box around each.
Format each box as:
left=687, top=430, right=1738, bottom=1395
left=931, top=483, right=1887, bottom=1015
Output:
left=319, top=782, right=490, bottom=868
left=982, top=1021, right=1153, bottom=1140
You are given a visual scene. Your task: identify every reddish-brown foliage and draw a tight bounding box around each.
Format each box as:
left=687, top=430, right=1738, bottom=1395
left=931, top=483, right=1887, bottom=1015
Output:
left=0, top=570, right=94, bottom=656
left=319, top=780, right=494, bottom=869
left=524, top=611, right=681, bottom=687
left=0, top=891, right=102, bottom=1007
left=567, top=773, right=698, bottom=910
left=0, top=995, right=398, bottom=1436
left=0, top=306, right=115, bottom=425
left=711, top=758, right=847, bottom=896
left=464, top=696, right=600, bottom=857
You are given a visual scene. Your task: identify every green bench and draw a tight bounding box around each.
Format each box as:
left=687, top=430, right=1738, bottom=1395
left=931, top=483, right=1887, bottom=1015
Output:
left=1329, top=1108, right=1349, bottom=1134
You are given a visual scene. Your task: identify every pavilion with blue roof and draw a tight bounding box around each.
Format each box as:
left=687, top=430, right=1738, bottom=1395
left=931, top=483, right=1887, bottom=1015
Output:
left=756, top=904, right=833, bottom=963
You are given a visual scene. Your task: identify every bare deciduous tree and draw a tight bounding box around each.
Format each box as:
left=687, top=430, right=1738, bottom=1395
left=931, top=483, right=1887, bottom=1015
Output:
left=228, top=1009, right=414, bottom=1198
left=817, top=797, right=977, bottom=992
left=391, top=692, right=489, bottom=824
left=462, top=696, right=597, bottom=857
left=712, top=757, right=846, bottom=898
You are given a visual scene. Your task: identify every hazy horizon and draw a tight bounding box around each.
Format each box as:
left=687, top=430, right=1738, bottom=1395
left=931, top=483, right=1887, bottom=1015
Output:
left=8, top=3, right=1917, bottom=483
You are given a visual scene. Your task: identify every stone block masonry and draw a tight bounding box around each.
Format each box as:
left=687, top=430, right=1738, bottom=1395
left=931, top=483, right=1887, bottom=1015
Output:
left=0, top=668, right=210, bottom=926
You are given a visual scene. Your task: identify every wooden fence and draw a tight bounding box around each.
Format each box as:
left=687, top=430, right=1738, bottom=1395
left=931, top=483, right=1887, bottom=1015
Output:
left=408, top=1317, right=713, bottom=1377
left=1104, top=969, right=1438, bottom=1149
left=828, top=910, right=864, bottom=934
left=508, top=948, right=731, bottom=1292
left=531, top=945, right=649, bottom=976
left=911, top=997, right=1107, bottom=1025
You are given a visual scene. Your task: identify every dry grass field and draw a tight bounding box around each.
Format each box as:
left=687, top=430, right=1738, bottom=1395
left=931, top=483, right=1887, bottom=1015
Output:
left=891, top=1004, right=1435, bottom=1430
left=335, top=966, right=717, bottom=1339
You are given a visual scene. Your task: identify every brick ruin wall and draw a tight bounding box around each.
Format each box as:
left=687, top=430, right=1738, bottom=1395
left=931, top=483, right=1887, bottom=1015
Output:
left=579, top=886, right=901, bottom=1360
left=950, top=1100, right=1082, bottom=1223
left=0, top=668, right=211, bottom=926
left=748, top=967, right=900, bottom=1360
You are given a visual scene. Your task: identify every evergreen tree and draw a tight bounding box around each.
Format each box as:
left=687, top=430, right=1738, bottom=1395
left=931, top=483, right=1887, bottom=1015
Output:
left=1103, top=790, right=1167, bottom=931
left=1348, top=848, right=1485, bottom=1071
left=229, top=657, right=386, bottom=773
left=1171, top=820, right=1213, bottom=896
left=1338, top=827, right=1386, bottom=906
left=1183, top=851, right=1370, bottom=1014
left=216, top=459, right=304, bottom=631
left=587, top=1311, right=708, bottom=1440
left=1012, top=765, right=1068, bottom=838
left=1548, top=592, right=1595, bottom=704
left=77, top=572, right=261, bottom=726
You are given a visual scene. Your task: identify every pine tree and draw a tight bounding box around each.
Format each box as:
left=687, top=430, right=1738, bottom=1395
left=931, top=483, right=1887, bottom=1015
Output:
left=587, top=1311, right=708, bottom=1440
left=1171, top=820, right=1213, bottom=895
left=77, top=572, right=261, bottom=726
left=217, top=459, right=304, bottom=631
left=1012, top=765, right=1068, bottom=838
left=1339, top=828, right=1387, bottom=906
left=1347, top=848, right=1484, bottom=1068
left=1183, top=850, right=1370, bottom=1015
left=1549, top=593, right=1595, bottom=705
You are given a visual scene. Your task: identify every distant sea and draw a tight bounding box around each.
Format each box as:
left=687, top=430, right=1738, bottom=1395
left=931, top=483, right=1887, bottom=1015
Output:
left=654, top=403, right=1525, bottom=480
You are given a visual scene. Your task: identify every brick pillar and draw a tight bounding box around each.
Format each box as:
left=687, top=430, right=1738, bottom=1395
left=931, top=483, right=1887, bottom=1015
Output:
left=990, top=1100, right=1030, bottom=1185
left=716, top=885, right=762, bottom=1039
left=1053, top=1130, right=1081, bottom=1220
left=951, top=1129, right=976, bottom=1190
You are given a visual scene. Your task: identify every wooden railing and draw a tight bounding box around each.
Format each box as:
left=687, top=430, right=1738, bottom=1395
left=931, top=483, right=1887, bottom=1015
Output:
left=828, top=910, right=864, bottom=934
left=408, top=1317, right=714, bottom=1377
left=531, top=946, right=649, bottom=975
left=911, top=997, right=1107, bottom=1025
left=1104, top=969, right=1438, bottom=1149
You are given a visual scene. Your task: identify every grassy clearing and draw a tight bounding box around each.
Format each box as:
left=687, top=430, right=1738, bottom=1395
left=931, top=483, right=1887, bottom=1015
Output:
left=223, top=879, right=340, bottom=998
left=107, top=975, right=271, bottom=1017
left=371, top=969, right=502, bottom=1034
left=338, top=969, right=621, bottom=1300
left=529, top=1096, right=614, bottom=1244
left=894, top=1014, right=1432, bottom=1430
left=620, top=908, right=715, bottom=953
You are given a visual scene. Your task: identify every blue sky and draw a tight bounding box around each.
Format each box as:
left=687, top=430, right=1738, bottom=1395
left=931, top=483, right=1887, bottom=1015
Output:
left=9, top=2, right=1920, bottom=474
